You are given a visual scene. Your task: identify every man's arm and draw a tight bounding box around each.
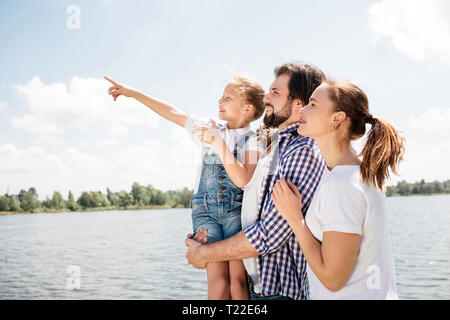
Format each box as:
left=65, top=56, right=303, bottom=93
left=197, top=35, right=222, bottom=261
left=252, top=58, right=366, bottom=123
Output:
left=243, top=144, right=325, bottom=255
left=185, top=231, right=259, bottom=269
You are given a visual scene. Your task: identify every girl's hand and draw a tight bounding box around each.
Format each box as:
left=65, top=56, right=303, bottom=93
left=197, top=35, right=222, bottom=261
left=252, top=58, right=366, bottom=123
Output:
left=105, top=76, right=135, bottom=101
left=186, top=228, right=208, bottom=244
left=194, top=119, right=219, bottom=145
left=272, top=177, right=304, bottom=224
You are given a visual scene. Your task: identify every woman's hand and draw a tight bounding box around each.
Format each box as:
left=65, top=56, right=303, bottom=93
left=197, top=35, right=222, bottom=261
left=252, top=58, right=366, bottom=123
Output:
left=272, top=177, right=304, bottom=224
left=105, top=76, right=135, bottom=101
left=194, top=119, right=219, bottom=145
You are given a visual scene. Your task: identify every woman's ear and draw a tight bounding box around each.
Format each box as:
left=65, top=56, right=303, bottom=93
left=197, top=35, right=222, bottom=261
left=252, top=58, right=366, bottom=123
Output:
left=331, top=111, right=347, bottom=129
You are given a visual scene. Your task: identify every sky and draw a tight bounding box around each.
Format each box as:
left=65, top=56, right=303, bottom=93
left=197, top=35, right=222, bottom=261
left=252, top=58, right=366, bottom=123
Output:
left=0, top=0, right=449, bottom=200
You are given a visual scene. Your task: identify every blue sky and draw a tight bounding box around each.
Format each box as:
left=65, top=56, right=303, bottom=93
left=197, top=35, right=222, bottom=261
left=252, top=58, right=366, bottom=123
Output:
left=1, top=0, right=449, bottom=199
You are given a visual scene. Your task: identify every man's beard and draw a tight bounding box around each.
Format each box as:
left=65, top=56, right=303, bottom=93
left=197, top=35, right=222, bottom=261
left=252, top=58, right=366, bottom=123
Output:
left=263, top=101, right=292, bottom=128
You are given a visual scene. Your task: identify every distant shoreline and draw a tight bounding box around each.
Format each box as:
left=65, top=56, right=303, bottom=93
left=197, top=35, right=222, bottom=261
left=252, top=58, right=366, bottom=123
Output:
left=0, top=204, right=186, bottom=216
left=2, top=193, right=449, bottom=216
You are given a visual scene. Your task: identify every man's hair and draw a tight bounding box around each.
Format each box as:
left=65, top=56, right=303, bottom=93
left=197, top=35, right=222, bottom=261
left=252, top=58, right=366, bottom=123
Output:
left=274, top=63, right=326, bottom=105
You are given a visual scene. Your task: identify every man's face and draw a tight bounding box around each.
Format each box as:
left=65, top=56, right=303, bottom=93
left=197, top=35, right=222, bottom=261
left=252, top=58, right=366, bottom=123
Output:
left=263, top=73, right=293, bottom=128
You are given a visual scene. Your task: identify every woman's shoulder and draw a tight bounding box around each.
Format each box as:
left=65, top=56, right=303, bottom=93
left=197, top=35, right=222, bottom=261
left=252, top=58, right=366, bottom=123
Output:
left=321, top=166, right=365, bottom=197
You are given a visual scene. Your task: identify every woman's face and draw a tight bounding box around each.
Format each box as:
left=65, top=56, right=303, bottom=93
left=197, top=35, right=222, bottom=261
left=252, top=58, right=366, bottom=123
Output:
left=297, top=83, right=337, bottom=139
left=217, top=84, right=244, bottom=122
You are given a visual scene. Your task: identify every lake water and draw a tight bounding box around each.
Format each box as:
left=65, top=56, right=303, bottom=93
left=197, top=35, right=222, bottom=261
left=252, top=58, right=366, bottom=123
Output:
left=0, top=195, right=449, bottom=300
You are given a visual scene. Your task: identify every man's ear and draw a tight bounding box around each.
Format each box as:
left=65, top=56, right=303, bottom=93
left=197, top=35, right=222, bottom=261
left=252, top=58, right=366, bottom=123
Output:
left=293, top=98, right=304, bottom=110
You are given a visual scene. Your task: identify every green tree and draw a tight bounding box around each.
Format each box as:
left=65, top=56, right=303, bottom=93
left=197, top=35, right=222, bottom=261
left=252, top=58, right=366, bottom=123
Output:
left=9, top=199, right=22, bottom=211
left=386, top=186, right=396, bottom=197
left=20, top=192, right=39, bottom=212
left=41, top=196, right=52, bottom=209
left=50, top=191, right=65, bottom=209
left=432, top=181, right=443, bottom=194
left=117, top=191, right=133, bottom=208
left=28, top=187, right=38, bottom=200
left=106, top=188, right=117, bottom=206
left=77, top=192, right=93, bottom=208
left=397, top=180, right=412, bottom=195
left=0, top=196, right=10, bottom=211
left=131, top=182, right=147, bottom=205
left=154, top=189, right=167, bottom=206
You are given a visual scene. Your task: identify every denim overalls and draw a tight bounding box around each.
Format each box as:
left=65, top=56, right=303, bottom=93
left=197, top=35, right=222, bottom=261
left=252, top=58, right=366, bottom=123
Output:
left=190, top=126, right=254, bottom=243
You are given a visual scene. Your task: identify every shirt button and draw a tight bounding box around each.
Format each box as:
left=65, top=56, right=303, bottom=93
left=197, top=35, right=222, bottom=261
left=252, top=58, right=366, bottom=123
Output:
left=218, top=167, right=223, bottom=171
left=219, top=186, right=224, bottom=191
left=218, top=176, right=224, bottom=181
left=220, top=194, right=224, bottom=199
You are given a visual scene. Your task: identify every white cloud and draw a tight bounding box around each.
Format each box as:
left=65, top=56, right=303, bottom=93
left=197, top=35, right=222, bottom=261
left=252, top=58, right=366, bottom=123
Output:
left=34, top=135, right=65, bottom=146
left=0, top=135, right=199, bottom=199
left=0, top=102, right=8, bottom=110
left=10, top=76, right=160, bottom=138
left=395, top=140, right=450, bottom=183
left=368, top=0, right=450, bottom=64
left=409, top=107, right=450, bottom=133
left=10, top=113, right=62, bottom=135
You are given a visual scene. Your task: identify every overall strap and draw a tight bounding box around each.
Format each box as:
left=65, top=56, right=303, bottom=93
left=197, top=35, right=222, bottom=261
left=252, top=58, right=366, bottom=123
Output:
left=234, top=130, right=255, bottom=161
left=257, top=131, right=280, bottom=219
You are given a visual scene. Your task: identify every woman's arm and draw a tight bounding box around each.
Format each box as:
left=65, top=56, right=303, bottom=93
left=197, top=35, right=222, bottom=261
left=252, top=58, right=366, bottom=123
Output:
left=193, top=122, right=260, bottom=188
left=271, top=178, right=360, bottom=292
left=284, top=218, right=360, bottom=292
left=105, top=76, right=187, bottom=127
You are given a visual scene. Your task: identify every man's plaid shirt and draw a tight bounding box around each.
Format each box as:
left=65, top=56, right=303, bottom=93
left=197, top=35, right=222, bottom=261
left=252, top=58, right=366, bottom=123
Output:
left=243, top=122, right=326, bottom=300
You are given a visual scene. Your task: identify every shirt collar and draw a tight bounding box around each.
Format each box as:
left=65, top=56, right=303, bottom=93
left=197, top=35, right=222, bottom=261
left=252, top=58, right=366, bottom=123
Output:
left=278, top=122, right=300, bottom=138
left=219, top=123, right=251, bottom=137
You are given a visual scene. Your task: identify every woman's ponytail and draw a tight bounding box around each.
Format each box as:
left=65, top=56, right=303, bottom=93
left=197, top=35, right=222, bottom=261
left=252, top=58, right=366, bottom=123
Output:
left=360, top=117, right=405, bottom=190
left=325, top=80, right=406, bottom=191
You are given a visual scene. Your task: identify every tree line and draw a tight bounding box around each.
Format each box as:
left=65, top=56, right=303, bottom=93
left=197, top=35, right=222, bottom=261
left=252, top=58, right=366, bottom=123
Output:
left=0, top=182, right=194, bottom=213
left=386, top=179, right=450, bottom=197
left=1, top=179, right=449, bottom=213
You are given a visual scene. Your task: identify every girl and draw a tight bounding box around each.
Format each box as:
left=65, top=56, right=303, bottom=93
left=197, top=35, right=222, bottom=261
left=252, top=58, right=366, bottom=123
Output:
left=105, top=75, right=266, bottom=300
left=272, top=80, right=405, bottom=299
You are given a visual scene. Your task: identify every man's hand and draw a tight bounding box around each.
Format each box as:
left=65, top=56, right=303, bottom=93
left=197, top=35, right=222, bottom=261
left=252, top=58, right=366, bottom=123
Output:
left=185, top=237, right=208, bottom=269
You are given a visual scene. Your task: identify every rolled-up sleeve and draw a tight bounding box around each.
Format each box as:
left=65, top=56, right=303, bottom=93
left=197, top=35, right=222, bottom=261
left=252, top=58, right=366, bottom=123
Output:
left=244, top=144, right=325, bottom=255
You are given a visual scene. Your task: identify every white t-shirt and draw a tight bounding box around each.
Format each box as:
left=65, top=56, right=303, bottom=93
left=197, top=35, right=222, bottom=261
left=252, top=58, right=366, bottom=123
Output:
left=184, top=114, right=264, bottom=194
left=241, top=140, right=278, bottom=293
left=305, top=165, right=398, bottom=300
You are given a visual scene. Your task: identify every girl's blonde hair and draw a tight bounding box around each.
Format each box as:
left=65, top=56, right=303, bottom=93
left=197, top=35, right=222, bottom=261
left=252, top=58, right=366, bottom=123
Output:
left=228, top=76, right=265, bottom=121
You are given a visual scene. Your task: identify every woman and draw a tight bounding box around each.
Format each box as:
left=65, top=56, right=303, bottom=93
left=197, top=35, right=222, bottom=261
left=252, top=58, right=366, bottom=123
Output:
left=271, top=80, right=405, bottom=299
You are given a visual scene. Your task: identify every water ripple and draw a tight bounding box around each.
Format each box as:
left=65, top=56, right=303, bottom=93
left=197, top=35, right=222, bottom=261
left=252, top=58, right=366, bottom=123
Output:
left=1, top=196, right=449, bottom=299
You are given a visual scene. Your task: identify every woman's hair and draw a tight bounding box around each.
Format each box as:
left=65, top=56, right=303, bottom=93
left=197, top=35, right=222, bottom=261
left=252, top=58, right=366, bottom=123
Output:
left=228, top=76, right=266, bottom=121
left=325, top=79, right=405, bottom=191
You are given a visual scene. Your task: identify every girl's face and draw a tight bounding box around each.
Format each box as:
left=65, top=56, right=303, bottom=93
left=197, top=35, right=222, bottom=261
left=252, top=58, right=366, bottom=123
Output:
left=218, top=84, right=245, bottom=122
left=297, top=83, right=337, bottom=139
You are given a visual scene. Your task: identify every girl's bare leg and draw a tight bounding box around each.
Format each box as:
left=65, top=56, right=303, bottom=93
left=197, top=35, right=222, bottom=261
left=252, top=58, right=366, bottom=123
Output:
left=228, top=260, right=249, bottom=300
left=206, top=261, right=230, bottom=300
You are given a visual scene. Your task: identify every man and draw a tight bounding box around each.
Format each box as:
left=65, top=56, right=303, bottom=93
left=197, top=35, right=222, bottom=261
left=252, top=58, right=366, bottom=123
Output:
left=186, top=63, right=327, bottom=300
